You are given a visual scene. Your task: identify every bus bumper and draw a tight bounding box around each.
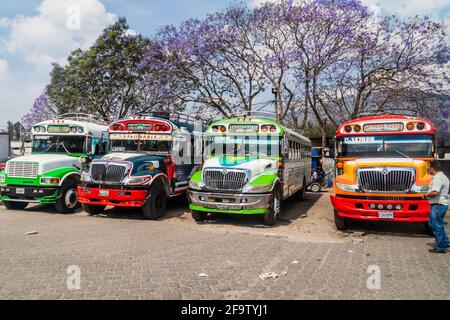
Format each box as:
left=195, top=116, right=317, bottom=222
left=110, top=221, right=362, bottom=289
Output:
left=77, top=186, right=148, bottom=207
left=0, top=185, right=59, bottom=204
left=330, top=194, right=430, bottom=222
left=187, top=190, right=272, bottom=214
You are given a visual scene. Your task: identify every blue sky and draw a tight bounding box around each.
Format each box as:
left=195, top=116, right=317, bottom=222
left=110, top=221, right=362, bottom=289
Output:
left=0, top=0, right=449, bottom=124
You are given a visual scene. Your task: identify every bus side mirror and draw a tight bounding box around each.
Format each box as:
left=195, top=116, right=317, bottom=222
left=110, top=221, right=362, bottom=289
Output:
left=437, top=149, right=445, bottom=159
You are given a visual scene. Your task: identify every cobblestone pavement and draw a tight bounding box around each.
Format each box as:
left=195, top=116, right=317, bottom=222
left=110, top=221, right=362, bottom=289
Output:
left=0, top=191, right=448, bottom=300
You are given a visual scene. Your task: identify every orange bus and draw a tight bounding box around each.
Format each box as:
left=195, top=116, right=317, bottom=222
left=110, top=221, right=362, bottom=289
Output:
left=331, top=114, right=440, bottom=234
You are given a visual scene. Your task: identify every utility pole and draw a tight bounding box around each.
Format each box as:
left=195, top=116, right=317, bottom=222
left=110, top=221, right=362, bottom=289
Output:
left=272, top=87, right=279, bottom=121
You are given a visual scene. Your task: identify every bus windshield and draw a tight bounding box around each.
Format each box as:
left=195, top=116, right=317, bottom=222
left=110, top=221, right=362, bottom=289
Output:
left=33, top=135, right=86, bottom=154
left=337, top=135, right=434, bottom=158
left=110, top=139, right=171, bottom=153
left=206, top=136, right=281, bottom=158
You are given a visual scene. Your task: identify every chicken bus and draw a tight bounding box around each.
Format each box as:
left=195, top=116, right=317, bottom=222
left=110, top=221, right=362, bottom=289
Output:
left=77, top=115, right=204, bottom=219
left=187, top=116, right=311, bottom=226
left=0, top=115, right=108, bottom=213
left=330, top=114, right=442, bottom=234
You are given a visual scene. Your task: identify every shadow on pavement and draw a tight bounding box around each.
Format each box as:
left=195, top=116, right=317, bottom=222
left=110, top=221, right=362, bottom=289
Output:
left=194, top=192, right=324, bottom=229
left=343, top=219, right=433, bottom=238
left=91, top=194, right=189, bottom=221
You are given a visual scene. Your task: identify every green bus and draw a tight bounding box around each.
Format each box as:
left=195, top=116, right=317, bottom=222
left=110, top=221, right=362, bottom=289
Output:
left=188, top=116, right=311, bottom=225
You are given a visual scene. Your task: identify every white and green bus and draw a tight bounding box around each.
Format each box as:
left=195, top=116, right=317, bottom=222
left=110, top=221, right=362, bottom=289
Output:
left=0, top=114, right=108, bottom=213
left=188, top=117, right=311, bottom=225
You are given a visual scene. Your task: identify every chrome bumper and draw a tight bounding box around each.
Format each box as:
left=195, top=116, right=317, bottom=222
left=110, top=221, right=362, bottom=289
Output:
left=187, top=190, right=272, bottom=210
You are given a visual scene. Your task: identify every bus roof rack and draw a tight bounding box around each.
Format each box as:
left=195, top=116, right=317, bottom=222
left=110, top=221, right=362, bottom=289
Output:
left=131, top=111, right=206, bottom=126
left=59, top=113, right=108, bottom=125
left=230, top=110, right=277, bottom=121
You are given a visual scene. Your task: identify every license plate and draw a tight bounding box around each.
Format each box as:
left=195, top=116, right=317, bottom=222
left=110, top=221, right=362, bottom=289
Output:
left=216, top=204, right=230, bottom=210
left=99, top=190, right=109, bottom=197
left=378, top=211, right=394, bottom=219
left=16, top=188, right=25, bottom=195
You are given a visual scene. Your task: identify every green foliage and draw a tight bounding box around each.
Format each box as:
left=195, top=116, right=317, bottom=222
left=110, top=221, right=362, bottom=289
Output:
left=46, top=17, right=179, bottom=121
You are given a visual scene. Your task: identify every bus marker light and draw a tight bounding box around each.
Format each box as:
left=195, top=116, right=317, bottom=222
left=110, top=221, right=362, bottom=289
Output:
left=416, top=122, right=425, bottom=130
left=344, top=125, right=352, bottom=133
left=336, top=162, right=344, bottom=169
left=354, top=125, right=361, bottom=133
left=406, top=122, right=415, bottom=130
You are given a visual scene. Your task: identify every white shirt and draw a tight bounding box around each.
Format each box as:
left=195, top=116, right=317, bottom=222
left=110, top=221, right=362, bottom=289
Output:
left=428, top=171, right=449, bottom=206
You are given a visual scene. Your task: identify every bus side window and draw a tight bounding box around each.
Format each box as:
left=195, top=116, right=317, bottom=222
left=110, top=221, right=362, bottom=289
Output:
left=289, top=141, right=292, bottom=160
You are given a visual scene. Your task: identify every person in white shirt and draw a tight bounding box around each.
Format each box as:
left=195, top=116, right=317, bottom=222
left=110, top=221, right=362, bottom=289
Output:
left=424, top=160, right=449, bottom=253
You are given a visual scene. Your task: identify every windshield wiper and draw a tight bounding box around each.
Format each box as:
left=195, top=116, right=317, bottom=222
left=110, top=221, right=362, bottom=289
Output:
left=389, top=148, right=411, bottom=159
left=59, top=142, right=71, bottom=155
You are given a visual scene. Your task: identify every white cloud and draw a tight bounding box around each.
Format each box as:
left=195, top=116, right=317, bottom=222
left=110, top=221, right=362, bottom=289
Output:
left=0, top=17, right=11, bottom=28
left=0, top=60, right=9, bottom=82
left=362, top=0, right=450, bottom=18
left=1, top=0, right=116, bottom=70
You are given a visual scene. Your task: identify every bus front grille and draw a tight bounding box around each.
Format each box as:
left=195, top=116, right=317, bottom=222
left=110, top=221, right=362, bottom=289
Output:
left=204, top=169, right=249, bottom=191
left=7, top=162, right=38, bottom=178
left=358, top=167, right=415, bottom=193
left=90, top=162, right=128, bottom=184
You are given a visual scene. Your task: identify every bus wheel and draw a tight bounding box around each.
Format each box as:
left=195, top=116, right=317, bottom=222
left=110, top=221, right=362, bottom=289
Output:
left=310, top=182, right=322, bottom=193
left=423, top=223, right=434, bottom=236
left=143, top=182, right=167, bottom=220
left=82, top=203, right=106, bottom=216
left=55, top=182, right=79, bottom=214
left=264, top=187, right=281, bottom=226
left=334, top=209, right=347, bottom=231
left=192, top=211, right=208, bottom=222
left=3, top=201, right=28, bottom=210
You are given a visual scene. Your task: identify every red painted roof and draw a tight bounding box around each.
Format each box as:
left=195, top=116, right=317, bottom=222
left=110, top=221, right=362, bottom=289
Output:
left=336, top=114, right=436, bottom=137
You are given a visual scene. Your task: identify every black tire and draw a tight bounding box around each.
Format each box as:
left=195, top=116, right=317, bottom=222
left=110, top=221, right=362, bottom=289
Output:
left=192, top=210, right=208, bottom=222
left=142, top=182, right=168, bottom=220
left=82, top=203, right=106, bottom=216
left=3, top=201, right=28, bottom=210
left=55, top=181, right=79, bottom=214
left=424, top=222, right=434, bottom=236
left=310, top=182, right=322, bottom=193
left=334, top=209, right=347, bottom=231
left=264, top=186, right=281, bottom=226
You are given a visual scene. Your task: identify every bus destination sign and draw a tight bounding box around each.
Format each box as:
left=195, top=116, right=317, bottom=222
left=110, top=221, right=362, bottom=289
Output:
left=228, top=124, right=259, bottom=133
left=363, top=122, right=404, bottom=132
left=47, top=125, right=71, bottom=134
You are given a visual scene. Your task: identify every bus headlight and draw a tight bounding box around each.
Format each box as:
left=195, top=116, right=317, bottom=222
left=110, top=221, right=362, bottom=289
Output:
left=243, top=184, right=273, bottom=193
left=125, top=176, right=151, bottom=185
left=189, top=180, right=205, bottom=190
left=410, top=184, right=429, bottom=193
left=40, top=177, right=60, bottom=185
left=336, top=182, right=359, bottom=192
left=81, top=171, right=91, bottom=182
left=0, top=175, right=5, bottom=183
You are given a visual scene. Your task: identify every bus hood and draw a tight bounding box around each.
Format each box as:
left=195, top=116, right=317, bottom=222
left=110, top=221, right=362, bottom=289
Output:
left=346, top=158, right=426, bottom=167
left=97, top=152, right=166, bottom=176
left=100, top=152, right=147, bottom=162
left=203, top=157, right=278, bottom=177
left=6, top=154, right=80, bottom=175
left=338, top=158, right=431, bottom=185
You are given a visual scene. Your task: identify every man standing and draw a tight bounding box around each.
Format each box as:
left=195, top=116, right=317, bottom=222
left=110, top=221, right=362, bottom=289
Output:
left=424, top=160, right=449, bottom=253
